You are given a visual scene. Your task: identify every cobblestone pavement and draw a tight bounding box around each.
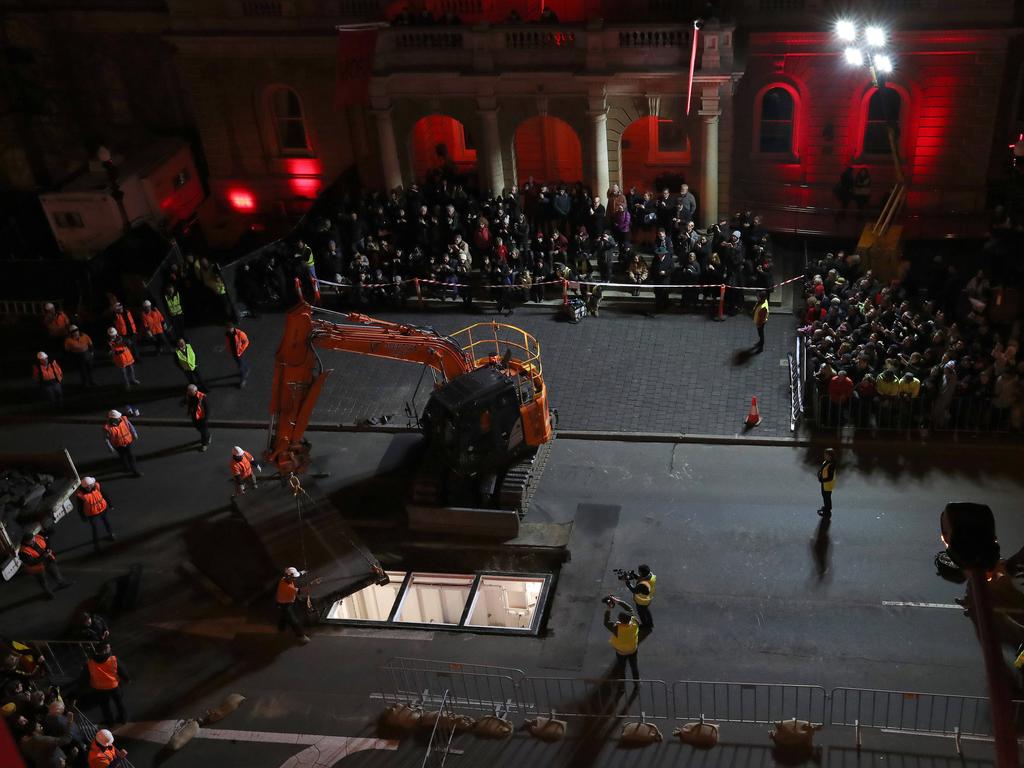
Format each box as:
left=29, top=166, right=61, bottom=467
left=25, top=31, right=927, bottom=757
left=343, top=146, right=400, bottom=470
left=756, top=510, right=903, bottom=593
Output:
left=11, top=301, right=795, bottom=437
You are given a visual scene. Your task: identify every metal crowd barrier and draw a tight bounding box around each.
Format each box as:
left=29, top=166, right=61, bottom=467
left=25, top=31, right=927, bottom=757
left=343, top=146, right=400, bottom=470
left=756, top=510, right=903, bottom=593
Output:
left=672, top=681, right=827, bottom=725
left=421, top=689, right=457, bottom=768
left=26, top=639, right=98, bottom=681
left=378, top=657, right=525, bottom=716
left=72, top=703, right=138, bottom=768
left=521, top=676, right=670, bottom=720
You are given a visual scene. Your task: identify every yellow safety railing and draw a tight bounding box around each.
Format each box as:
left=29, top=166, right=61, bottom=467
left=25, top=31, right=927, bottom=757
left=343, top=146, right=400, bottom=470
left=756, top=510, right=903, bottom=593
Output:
left=450, top=322, right=543, bottom=377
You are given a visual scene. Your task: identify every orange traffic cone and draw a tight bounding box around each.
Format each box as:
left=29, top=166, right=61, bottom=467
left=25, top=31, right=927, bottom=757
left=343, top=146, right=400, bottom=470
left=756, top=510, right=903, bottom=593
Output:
left=745, top=396, right=762, bottom=427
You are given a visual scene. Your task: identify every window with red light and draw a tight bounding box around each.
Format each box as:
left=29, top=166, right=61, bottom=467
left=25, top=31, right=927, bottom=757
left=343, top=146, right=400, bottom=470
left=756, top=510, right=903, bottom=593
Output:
left=758, top=87, right=795, bottom=154
left=270, top=87, right=311, bottom=156
left=862, top=87, right=902, bottom=155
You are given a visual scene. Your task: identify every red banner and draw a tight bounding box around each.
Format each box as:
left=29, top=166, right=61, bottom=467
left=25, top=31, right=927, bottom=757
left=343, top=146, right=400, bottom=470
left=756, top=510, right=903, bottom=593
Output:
left=335, top=27, right=378, bottom=108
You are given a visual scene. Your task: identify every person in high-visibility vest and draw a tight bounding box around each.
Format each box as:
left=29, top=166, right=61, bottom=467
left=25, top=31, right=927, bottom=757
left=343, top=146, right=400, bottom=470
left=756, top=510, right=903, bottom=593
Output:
left=87, top=643, right=130, bottom=724
left=88, top=728, right=128, bottom=767
left=753, top=290, right=770, bottom=353
left=42, top=302, right=71, bottom=341
left=65, top=325, right=97, bottom=387
left=104, top=409, right=142, bottom=478
left=32, top=351, right=63, bottom=405
left=276, top=567, right=311, bottom=644
left=225, top=322, right=250, bottom=388
left=112, top=302, right=139, bottom=358
left=231, top=445, right=259, bottom=495
left=140, top=299, right=169, bottom=355
left=77, top=476, right=115, bottom=552
left=19, top=530, right=71, bottom=598
left=816, top=447, right=837, bottom=519
left=107, top=328, right=140, bottom=390
left=603, top=607, right=640, bottom=680
left=164, top=283, right=185, bottom=341
left=186, top=384, right=211, bottom=451
left=175, top=338, right=205, bottom=390
left=626, top=564, right=656, bottom=632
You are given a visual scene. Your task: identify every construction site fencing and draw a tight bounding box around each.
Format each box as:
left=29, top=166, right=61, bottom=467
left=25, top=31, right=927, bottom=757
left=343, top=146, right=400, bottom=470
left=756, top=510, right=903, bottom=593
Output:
left=521, top=676, right=670, bottom=720
left=672, top=681, right=827, bottom=726
left=71, top=704, right=138, bottom=768
left=26, top=639, right=98, bottom=681
left=378, top=657, right=526, bottom=716
left=421, top=689, right=458, bottom=768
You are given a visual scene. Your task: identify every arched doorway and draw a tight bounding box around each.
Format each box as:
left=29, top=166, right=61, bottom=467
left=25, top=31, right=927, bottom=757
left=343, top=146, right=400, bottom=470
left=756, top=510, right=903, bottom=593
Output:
left=410, top=115, right=477, bottom=182
left=513, top=116, right=582, bottom=185
left=620, top=116, right=692, bottom=192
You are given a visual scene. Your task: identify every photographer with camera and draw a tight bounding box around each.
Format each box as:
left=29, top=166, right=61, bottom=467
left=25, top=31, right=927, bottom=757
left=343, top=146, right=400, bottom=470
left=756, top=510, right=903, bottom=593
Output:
left=602, top=596, right=640, bottom=681
left=614, top=564, right=656, bottom=632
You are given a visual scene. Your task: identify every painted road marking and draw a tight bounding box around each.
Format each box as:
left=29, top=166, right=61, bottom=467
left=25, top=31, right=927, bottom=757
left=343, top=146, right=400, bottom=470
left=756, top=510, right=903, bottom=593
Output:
left=882, top=601, right=962, bottom=609
left=116, top=721, right=397, bottom=767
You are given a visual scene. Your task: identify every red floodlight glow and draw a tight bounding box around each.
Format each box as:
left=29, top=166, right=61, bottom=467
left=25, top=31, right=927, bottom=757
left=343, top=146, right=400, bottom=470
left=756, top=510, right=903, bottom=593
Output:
left=228, top=189, right=256, bottom=212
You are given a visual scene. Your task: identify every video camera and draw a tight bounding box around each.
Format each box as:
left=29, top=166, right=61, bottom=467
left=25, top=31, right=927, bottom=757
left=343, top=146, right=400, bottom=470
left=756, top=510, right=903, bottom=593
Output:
left=612, top=568, right=639, bottom=583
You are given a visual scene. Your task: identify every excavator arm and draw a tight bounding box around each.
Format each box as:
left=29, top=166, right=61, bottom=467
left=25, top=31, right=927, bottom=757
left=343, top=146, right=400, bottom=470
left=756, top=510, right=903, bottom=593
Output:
left=267, top=299, right=473, bottom=473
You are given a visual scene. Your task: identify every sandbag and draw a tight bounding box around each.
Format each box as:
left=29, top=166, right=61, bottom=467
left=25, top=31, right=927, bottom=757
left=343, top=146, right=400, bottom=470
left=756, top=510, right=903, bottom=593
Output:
left=769, top=718, right=821, bottom=749
left=419, top=710, right=475, bottom=734
left=167, top=718, right=200, bottom=751
left=674, top=720, right=719, bottom=749
left=381, top=703, right=421, bottom=731
left=473, top=714, right=513, bottom=739
left=201, top=693, right=246, bottom=725
left=524, top=715, right=567, bottom=742
left=620, top=721, right=663, bottom=745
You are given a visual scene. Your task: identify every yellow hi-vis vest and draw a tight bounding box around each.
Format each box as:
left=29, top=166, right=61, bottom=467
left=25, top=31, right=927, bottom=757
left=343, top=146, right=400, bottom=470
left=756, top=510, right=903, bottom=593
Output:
left=754, top=299, right=769, bottom=326
left=610, top=618, right=639, bottom=655
left=634, top=574, right=656, bottom=606
left=819, top=460, right=836, bottom=492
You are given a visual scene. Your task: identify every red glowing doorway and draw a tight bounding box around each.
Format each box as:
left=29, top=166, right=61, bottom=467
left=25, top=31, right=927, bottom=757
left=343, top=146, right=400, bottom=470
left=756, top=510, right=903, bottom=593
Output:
left=513, top=115, right=583, bottom=185
left=410, top=114, right=477, bottom=182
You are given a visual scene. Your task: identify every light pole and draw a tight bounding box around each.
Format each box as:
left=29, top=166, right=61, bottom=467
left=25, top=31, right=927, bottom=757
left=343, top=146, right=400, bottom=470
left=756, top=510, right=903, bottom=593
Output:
left=97, top=146, right=131, bottom=234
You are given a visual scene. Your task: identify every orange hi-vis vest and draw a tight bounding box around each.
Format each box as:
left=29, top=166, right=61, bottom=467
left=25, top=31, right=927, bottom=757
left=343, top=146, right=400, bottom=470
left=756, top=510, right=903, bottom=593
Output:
left=227, top=328, right=250, bottom=358
left=65, top=333, right=92, bottom=355
left=189, top=392, right=206, bottom=421
left=231, top=451, right=254, bottom=479
left=45, top=311, right=71, bottom=338
left=114, top=310, right=137, bottom=337
left=88, top=740, right=118, bottom=768
left=276, top=577, right=299, bottom=605
left=142, top=308, right=165, bottom=335
left=77, top=484, right=108, bottom=517
left=104, top=418, right=134, bottom=447
left=109, top=340, right=134, bottom=368
left=87, top=656, right=119, bottom=690
left=34, top=360, right=63, bottom=383
left=19, top=534, right=54, bottom=574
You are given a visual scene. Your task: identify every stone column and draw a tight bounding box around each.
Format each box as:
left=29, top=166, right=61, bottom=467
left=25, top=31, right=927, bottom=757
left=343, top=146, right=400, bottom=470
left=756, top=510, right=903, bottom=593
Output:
left=372, top=106, right=403, bottom=192
left=589, top=109, right=610, bottom=198
left=477, top=105, right=505, bottom=196
left=699, top=86, right=722, bottom=228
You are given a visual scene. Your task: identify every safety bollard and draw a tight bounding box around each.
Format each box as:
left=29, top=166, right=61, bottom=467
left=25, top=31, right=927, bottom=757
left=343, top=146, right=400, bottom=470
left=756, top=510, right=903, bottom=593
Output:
left=713, top=284, right=726, bottom=321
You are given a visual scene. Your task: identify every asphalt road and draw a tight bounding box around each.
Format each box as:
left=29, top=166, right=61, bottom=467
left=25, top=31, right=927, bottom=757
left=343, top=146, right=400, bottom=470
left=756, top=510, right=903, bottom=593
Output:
left=0, top=418, right=1018, bottom=766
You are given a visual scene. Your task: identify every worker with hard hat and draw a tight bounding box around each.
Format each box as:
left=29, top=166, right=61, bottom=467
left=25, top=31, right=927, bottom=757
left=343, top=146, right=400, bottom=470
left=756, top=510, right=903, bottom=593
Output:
left=112, top=301, right=140, bottom=361
left=77, top=476, right=115, bottom=552
left=88, top=728, right=128, bottom=767
left=225, top=322, right=251, bottom=388
left=231, top=446, right=259, bottom=495
left=175, top=337, right=205, bottom=390
left=64, top=325, right=97, bottom=387
left=140, top=299, right=169, bottom=355
left=164, top=282, right=185, bottom=341
left=185, top=384, right=211, bottom=451
left=276, top=567, right=311, bottom=644
left=42, top=301, right=71, bottom=341
left=108, top=328, right=140, bottom=390
left=19, top=529, right=71, bottom=598
left=87, top=643, right=130, bottom=726
left=32, top=351, right=64, bottom=405
left=104, top=409, right=142, bottom=478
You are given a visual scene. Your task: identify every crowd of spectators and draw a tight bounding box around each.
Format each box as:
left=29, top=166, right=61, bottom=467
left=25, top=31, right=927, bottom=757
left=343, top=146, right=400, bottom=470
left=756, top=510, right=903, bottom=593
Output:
left=3, top=612, right=124, bottom=767
left=801, top=247, right=1023, bottom=431
left=236, top=171, right=777, bottom=317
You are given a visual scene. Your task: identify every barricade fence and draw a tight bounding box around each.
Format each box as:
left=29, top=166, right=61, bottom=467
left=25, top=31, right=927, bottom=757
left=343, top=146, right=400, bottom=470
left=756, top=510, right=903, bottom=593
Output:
left=25, top=639, right=98, bottom=680
left=375, top=659, right=1024, bottom=748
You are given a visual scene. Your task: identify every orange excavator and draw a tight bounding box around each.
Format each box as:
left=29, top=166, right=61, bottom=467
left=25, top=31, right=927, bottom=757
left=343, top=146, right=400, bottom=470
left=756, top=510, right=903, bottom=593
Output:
left=266, top=293, right=553, bottom=511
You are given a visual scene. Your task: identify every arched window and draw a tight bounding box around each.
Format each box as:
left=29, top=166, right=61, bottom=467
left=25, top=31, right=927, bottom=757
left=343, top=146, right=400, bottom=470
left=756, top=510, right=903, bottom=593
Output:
left=270, top=87, right=310, bottom=155
left=862, top=87, right=902, bottom=155
left=758, top=87, right=795, bottom=154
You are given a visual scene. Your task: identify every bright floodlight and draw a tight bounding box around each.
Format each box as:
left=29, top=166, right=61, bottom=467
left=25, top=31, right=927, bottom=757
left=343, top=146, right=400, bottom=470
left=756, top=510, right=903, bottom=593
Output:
left=844, top=47, right=864, bottom=67
left=865, top=26, right=886, bottom=47
left=835, top=20, right=857, bottom=42
left=873, top=54, right=893, bottom=74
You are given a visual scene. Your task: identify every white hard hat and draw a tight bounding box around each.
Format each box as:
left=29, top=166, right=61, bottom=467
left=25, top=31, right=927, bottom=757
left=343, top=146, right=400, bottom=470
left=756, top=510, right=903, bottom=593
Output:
left=108, top=409, right=122, bottom=420
left=232, top=446, right=244, bottom=457
left=107, top=327, right=117, bottom=337
left=114, top=302, right=123, bottom=310
left=186, top=384, right=198, bottom=394
left=83, top=476, right=96, bottom=487
left=69, top=325, right=79, bottom=333
left=96, top=729, right=114, bottom=746
left=37, top=351, right=48, bottom=361
left=44, top=302, right=55, bottom=311
left=142, top=299, right=152, bottom=308
left=285, top=567, right=300, bottom=578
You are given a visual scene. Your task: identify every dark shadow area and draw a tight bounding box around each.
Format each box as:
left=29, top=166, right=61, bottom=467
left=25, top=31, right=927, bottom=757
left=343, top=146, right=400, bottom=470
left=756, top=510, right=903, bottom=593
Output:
left=732, top=348, right=756, bottom=367
left=810, top=517, right=831, bottom=582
